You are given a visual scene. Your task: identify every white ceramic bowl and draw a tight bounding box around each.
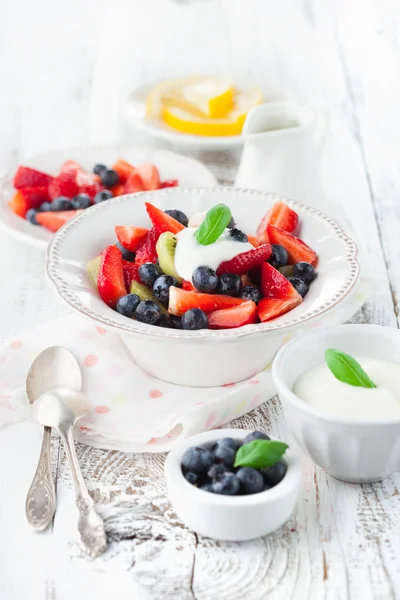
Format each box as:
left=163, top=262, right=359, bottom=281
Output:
left=273, top=325, right=400, bottom=483
left=164, top=428, right=301, bottom=541
left=45, top=187, right=360, bottom=387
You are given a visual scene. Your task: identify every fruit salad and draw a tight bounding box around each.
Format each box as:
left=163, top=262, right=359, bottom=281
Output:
left=8, top=160, right=178, bottom=233
left=87, top=199, right=318, bottom=330
left=181, top=431, right=288, bottom=496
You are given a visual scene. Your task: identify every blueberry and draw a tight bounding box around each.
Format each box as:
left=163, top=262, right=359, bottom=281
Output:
left=116, top=294, right=140, bottom=318
left=207, top=463, right=229, bottom=480
left=157, top=314, right=174, bottom=328
left=192, top=266, right=218, bottom=293
left=213, top=472, right=240, bottom=495
left=242, top=431, right=271, bottom=445
left=153, top=275, right=178, bottom=304
left=200, top=482, right=215, bottom=493
left=181, top=308, right=209, bottom=330
left=213, top=437, right=239, bottom=452
left=236, top=467, right=264, bottom=495
left=240, top=285, right=262, bottom=304
left=184, top=471, right=200, bottom=485
left=227, top=216, right=236, bottom=229
left=100, top=169, right=119, bottom=187
left=38, top=201, right=52, bottom=212
left=94, top=190, right=114, bottom=204
left=268, top=244, right=289, bottom=269
left=71, top=193, right=91, bottom=210
left=170, top=315, right=182, bottom=329
left=165, top=209, right=189, bottom=227
left=139, top=262, right=163, bottom=287
left=217, top=273, right=242, bottom=297
left=115, top=242, right=136, bottom=262
left=228, top=228, right=248, bottom=243
left=293, top=261, right=316, bottom=284
left=93, top=163, right=107, bottom=175
left=135, top=300, right=161, bottom=325
left=52, top=196, right=72, bottom=211
left=213, top=444, right=236, bottom=468
left=26, top=208, right=39, bottom=225
left=288, top=276, right=309, bottom=298
left=261, top=460, right=287, bottom=487
left=181, top=446, right=213, bottom=474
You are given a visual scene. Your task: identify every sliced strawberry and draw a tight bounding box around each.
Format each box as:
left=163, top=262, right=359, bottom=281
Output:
left=258, top=294, right=302, bottom=322
left=182, top=280, right=195, bottom=291
left=60, top=160, right=81, bottom=175
left=9, top=187, right=50, bottom=217
left=169, top=287, right=245, bottom=316
left=112, top=160, right=135, bottom=183
left=122, top=261, right=141, bottom=291
left=98, top=246, right=126, bottom=308
left=145, top=202, right=185, bottom=235
left=240, top=274, right=252, bottom=287
left=216, top=244, right=272, bottom=276
left=110, top=183, right=125, bottom=197
left=135, top=227, right=160, bottom=264
left=76, top=171, right=102, bottom=198
left=49, top=172, right=79, bottom=199
left=160, top=179, right=179, bottom=189
left=115, top=226, right=149, bottom=252
left=257, top=201, right=299, bottom=244
left=36, top=210, right=83, bottom=232
left=124, top=170, right=145, bottom=194
left=209, top=301, right=258, bottom=329
left=137, top=163, right=160, bottom=191
left=261, top=262, right=300, bottom=299
left=13, top=166, right=54, bottom=190
left=247, top=234, right=259, bottom=247
left=267, top=225, right=318, bottom=266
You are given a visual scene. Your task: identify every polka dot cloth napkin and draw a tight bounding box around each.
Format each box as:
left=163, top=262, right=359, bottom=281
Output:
left=0, top=316, right=276, bottom=453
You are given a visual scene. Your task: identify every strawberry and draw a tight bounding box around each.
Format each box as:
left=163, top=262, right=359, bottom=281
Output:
left=267, top=225, right=318, bottom=266
left=145, top=202, right=185, bottom=235
left=247, top=234, right=259, bottom=247
left=240, top=274, right=252, bottom=287
left=112, top=160, right=135, bottom=183
left=36, top=210, right=83, bottom=232
left=122, top=261, right=141, bottom=291
left=13, top=166, right=54, bottom=190
left=49, top=172, right=79, bottom=199
left=258, top=294, right=302, bottom=322
left=110, top=183, right=125, bottom=197
left=160, top=179, right=179, bottom=189
left=209, top=301, right=258, bottom=329
left=216, top=244, right=272, bottom=276
left=60, top=160, right=81, bottom=175
left=135, top=227, right=160, bottom=264
left=182, top=280, right=195, bottom=291
left=261, top=262, right=300, bottom=299
left=98, top=246, right=126, bottom=308
left=136, top=163, right=160, bottom=191
left=115, top=226, right=149, bottom=252
left=76, top=171, right=102, bottom=198
left=257, top=201, right=298, bottom=244
left=8, top=187, right=50, bottom=217
left=169, top=287, right=245, bottom=316
left=124, top=170, right=145, bottom=194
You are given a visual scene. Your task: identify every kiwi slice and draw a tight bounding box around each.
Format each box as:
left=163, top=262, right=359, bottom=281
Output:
left=130, top=281, right=168, bottom=314
left=86, top=256, right=102, bottom=289
left=156, top=232, right=182, bottom=283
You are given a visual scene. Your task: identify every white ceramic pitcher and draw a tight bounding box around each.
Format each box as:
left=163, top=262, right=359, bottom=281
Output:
left=235, top=102, right=328, bottom=208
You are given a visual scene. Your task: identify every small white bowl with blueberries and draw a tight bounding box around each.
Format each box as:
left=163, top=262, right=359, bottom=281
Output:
left=164, top=428, right=300, bottom=541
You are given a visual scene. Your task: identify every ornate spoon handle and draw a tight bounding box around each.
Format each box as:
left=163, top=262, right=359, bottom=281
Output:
left=58, top=425, right=106, bottom=557
left=25, top=426, right=56, bottom=531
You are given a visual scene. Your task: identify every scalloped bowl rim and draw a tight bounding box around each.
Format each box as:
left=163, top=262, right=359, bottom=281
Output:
left=45, top=187, right=360, bottom=341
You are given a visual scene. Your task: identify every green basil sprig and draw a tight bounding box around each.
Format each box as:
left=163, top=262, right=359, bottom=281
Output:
left=325, top=348, right=376, bottom=388
left=194, top=204, right=232, bottom=246
left=234, top=439, right=288, bottom=469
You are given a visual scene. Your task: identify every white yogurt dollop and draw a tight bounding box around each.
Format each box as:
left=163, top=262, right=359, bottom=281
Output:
left=174, top=227, right=254, bottom=282
left=294, top=356, right=400, bottom=420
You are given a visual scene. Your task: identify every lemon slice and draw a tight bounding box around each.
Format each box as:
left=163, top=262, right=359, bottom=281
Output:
left=181, top=77, right=234, bottom=118
left=146, top=76, right=204, bottom=119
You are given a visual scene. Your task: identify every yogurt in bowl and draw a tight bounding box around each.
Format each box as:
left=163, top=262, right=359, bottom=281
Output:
left=272, top=325, right=400, bottom=483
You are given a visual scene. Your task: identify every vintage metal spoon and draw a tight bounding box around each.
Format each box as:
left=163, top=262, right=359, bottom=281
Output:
left=25, top=346, right=81, bottom=531
left=29, top=348, right=107, bottom=557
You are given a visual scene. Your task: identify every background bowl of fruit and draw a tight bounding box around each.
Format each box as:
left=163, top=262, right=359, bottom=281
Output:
left=0, top=144, right=217, bottom=248
left=46, top=187, right=360, bottom=387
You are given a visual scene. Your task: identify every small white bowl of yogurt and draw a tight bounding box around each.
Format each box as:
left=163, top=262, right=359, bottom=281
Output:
left=272, top=325, right=400, bottom=483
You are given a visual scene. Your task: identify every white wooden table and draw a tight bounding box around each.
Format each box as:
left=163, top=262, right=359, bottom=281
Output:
left=1, top=1, right=400, bottom=598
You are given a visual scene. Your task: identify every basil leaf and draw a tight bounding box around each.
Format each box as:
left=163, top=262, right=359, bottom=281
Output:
left=194, top=204, right=232, bottom=246
left=325, top=348, right=377, bottom=388
left=234, top=440, right=288, bottom=469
